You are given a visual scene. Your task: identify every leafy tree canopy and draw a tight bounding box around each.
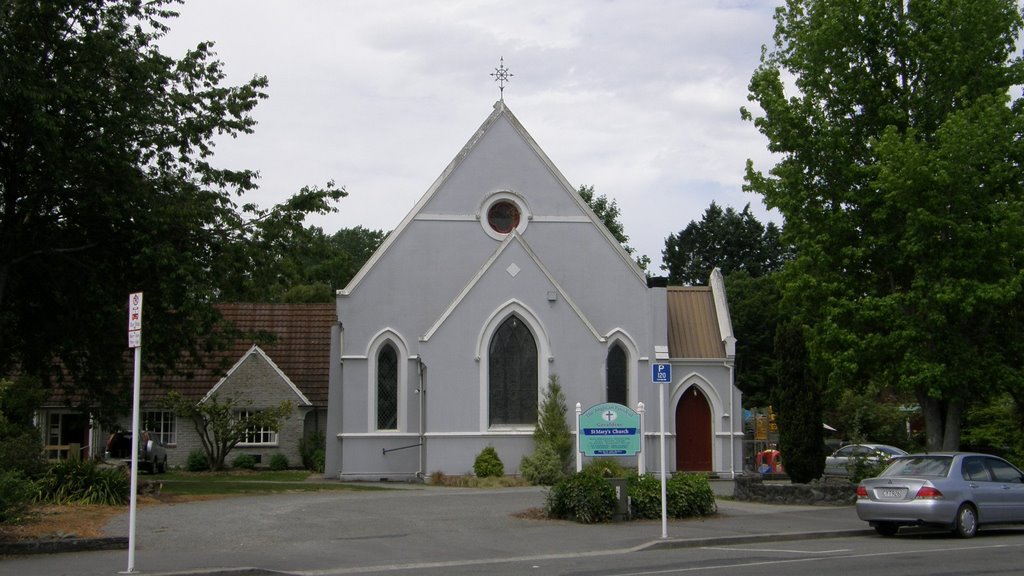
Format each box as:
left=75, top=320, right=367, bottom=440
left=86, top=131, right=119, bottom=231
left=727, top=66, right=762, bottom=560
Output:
left=744, top=0, right=1024, bottom=450
left=662, top=202, right=785, bottom=286
left=0, top=0, right=345, bottom=420
left=577, top=185, right=650, bottom=271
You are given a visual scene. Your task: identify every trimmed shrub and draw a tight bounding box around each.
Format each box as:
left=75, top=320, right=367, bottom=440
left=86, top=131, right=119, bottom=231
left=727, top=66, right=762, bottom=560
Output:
left=0, top=471, right=36, bottom=524
left=627, top=473, right=663, bottom=519
left=36, top=460, right=129, bottom=505
left=545, top=471, right=616, bottom=523
left=473, top=445, right=504, bottom=478
left=186, top=449, right=209, bottom=472
left=629, top=473, right=717, bottom=519
left=666, top=473, right=717, bottom=517
left=231, top=453, right=258, bottom=470
left=521, top=443, right=566, bottom=486
left=269, top=453, right=290, bottom=471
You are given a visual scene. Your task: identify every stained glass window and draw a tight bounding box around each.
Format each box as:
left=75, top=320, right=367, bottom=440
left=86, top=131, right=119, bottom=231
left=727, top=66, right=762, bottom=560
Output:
left=607, top=343, right=628, bottom=405
left=377, top=343, right=398, bottom=430
left=488, top=315, right=537, bottom=426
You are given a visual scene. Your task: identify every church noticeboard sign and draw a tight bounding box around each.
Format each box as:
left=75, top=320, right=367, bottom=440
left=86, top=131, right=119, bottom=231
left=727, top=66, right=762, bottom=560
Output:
left=579, top=403, right=641, bottom=456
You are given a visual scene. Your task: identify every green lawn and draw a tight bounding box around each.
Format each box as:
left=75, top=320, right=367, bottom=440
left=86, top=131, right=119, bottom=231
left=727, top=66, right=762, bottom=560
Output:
left=155, top=470, right=390, bottom=496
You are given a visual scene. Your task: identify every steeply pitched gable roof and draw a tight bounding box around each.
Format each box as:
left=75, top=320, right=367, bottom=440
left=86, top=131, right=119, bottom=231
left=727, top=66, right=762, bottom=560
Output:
left=340, top=100, right=646, bottom=297
left=144, top=303, right=334, bottom=405
left=202, top=344, right=313, bottom=407
left=666, top=269, right=735, bottom=360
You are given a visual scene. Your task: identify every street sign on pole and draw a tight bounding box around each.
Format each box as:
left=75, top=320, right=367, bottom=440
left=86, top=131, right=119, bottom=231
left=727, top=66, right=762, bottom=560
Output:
left=126, top=292, right=143, bottom=573
left=652, top=362, right=670, bottom=539
left=128, top=292, right=142, bottom=349
left=652, top=363, right=671, bottom=384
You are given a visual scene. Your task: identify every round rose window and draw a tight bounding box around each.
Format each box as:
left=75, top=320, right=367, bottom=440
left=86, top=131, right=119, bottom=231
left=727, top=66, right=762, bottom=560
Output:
left=487, top=200, right=521, bottom=234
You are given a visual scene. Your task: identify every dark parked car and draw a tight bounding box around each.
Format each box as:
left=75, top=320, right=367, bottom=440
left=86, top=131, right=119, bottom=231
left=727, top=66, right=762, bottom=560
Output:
left=856, top=452, right=1024, bottom=538
left=105, top=430, right=168, bottom=473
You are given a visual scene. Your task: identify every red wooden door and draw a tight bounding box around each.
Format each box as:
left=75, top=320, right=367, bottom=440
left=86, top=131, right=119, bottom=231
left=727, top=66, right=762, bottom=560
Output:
left=675, top=387, right=712, bottom=472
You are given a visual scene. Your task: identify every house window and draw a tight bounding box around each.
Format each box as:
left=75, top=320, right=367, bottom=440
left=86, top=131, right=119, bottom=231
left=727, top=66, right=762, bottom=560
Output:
left=143, top=411, right=176, bottom=445
left=237, top=410, right=278, bottom=445
left=607, top=343, right=628, bottom=405
left=488, top=315, right=538, bottom=426
left=377, top=342, right=399, bottom=430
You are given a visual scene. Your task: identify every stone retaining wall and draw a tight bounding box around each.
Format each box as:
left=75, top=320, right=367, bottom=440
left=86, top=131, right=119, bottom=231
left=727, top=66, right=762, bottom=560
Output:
left=734, top=475, right=856, bottom=506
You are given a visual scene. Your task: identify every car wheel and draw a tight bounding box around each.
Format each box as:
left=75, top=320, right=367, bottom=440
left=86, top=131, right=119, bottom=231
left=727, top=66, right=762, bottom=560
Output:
left=953, top=503, right=978, bottom=538
left=873, top=522, right=899, bottom=537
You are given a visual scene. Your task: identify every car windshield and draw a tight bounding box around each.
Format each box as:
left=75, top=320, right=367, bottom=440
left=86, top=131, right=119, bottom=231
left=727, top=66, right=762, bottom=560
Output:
left=880, top=456, right=952, bottom=478
left=876, top=446, right=905, bottom=456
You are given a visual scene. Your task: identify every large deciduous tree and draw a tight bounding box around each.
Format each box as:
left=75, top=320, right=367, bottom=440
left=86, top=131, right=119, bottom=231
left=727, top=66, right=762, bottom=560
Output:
left=0, top=0, right=342, bottom=419
left=743, top=0, right=1024, bottom=450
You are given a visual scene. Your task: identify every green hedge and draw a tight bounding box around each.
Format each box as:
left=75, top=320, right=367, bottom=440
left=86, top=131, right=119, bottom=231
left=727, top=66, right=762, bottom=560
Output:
left=629, top=473, right=717, bottom=519
left=545, top=472, right=616, bottom=523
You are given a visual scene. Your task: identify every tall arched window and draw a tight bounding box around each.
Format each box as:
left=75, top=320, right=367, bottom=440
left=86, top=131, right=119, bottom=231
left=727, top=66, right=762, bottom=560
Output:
left=377, top=342, right=398, bottom=430
left=606, top=343, right=628, bottom=405
left=488, top=315, right=538, bottom=426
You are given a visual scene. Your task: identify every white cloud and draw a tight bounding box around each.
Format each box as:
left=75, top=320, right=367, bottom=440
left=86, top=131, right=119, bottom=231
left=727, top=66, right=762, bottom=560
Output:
left=159, top=0, right=785, bottom=271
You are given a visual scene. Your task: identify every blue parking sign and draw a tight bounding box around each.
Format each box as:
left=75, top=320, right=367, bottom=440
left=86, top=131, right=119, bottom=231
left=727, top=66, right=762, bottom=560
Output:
left=652, top=363, right=671, bottom=383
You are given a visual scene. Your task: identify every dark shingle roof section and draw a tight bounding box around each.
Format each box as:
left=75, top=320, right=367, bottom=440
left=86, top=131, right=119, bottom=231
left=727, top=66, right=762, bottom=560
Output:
left=666, top=287, right=725, bottom=359
left=144, top=303, right=335, bottom=405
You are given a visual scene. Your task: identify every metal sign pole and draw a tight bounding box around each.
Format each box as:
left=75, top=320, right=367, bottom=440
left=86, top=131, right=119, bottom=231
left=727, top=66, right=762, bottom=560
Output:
left=651, top=362, right=671, bottom=540
left=125, top=346, right=141, bottom=574
left=659, top=380, right=667, bottom=539
left=124, top=292, right=143, bottom=574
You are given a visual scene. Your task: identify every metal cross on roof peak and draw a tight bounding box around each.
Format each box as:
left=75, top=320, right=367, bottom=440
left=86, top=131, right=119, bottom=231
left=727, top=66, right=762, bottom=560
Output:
left=490, top=57, right=513, bottom=101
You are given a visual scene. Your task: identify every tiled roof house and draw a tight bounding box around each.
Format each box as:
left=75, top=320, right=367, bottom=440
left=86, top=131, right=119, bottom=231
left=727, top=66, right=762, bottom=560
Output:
left=38, top=303, right=336, bottom=469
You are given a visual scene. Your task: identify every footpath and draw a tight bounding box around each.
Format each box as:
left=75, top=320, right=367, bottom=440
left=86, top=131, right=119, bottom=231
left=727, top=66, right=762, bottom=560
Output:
left=0, top=483, right=871, bottom=576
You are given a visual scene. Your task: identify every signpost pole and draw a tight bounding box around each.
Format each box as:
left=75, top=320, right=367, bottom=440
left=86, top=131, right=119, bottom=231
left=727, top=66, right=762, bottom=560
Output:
left=651, top=362, right=671, bottom=540
left=124, top=293, right=143, bottom=574
left=659, top=379, right=667, bottom=539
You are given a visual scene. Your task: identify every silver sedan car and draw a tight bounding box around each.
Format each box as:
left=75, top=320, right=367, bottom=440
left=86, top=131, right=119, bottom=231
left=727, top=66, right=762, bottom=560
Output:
left=856, top=453, right=1024, bottom=537
left=824, top=443, right=907, bottom=476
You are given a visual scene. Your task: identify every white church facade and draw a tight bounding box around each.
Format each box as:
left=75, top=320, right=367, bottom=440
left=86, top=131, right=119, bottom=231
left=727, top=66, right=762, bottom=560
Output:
left=324, top=101, right=742, bottom=480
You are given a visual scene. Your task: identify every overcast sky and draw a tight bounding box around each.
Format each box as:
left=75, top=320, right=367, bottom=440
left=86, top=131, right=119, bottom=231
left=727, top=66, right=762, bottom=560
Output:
left=159, top=0, right=784, bottom=273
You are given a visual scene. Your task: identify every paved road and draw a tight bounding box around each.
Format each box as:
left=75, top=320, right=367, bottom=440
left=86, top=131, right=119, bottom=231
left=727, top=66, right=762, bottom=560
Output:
left=0, top=485, right=870, bottom=576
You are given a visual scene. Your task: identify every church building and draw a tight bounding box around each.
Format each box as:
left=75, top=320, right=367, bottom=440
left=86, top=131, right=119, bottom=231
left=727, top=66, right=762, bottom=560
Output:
left=324, top=100, right=742, bottom=480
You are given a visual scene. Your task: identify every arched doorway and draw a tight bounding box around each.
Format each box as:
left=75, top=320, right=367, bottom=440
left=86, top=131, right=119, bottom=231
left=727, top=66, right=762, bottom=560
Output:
left=675, top=386, right=712, bottom=472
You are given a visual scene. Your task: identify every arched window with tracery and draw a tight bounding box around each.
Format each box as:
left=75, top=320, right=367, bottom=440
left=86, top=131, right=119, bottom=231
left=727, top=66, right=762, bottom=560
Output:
left=376, top=342, right=398, bottom=430
left=488, top=315, right=538, bottom=426
left=606, top=342, right=628, bottom=405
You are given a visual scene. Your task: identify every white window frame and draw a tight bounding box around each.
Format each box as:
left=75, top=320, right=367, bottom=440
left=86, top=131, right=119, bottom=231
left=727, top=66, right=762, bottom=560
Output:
left=236, top=410, right=278, bottom=446
left=143, top=410, right=176, bottom=445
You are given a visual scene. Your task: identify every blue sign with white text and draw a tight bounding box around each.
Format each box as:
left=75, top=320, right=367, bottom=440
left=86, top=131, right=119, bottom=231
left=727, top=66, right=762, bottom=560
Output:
left=652, top=363, right=671, bottom=383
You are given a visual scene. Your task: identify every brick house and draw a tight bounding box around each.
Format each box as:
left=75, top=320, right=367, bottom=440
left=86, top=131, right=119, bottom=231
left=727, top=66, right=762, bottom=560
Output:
left=37, top=303, right=334, bottom=469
